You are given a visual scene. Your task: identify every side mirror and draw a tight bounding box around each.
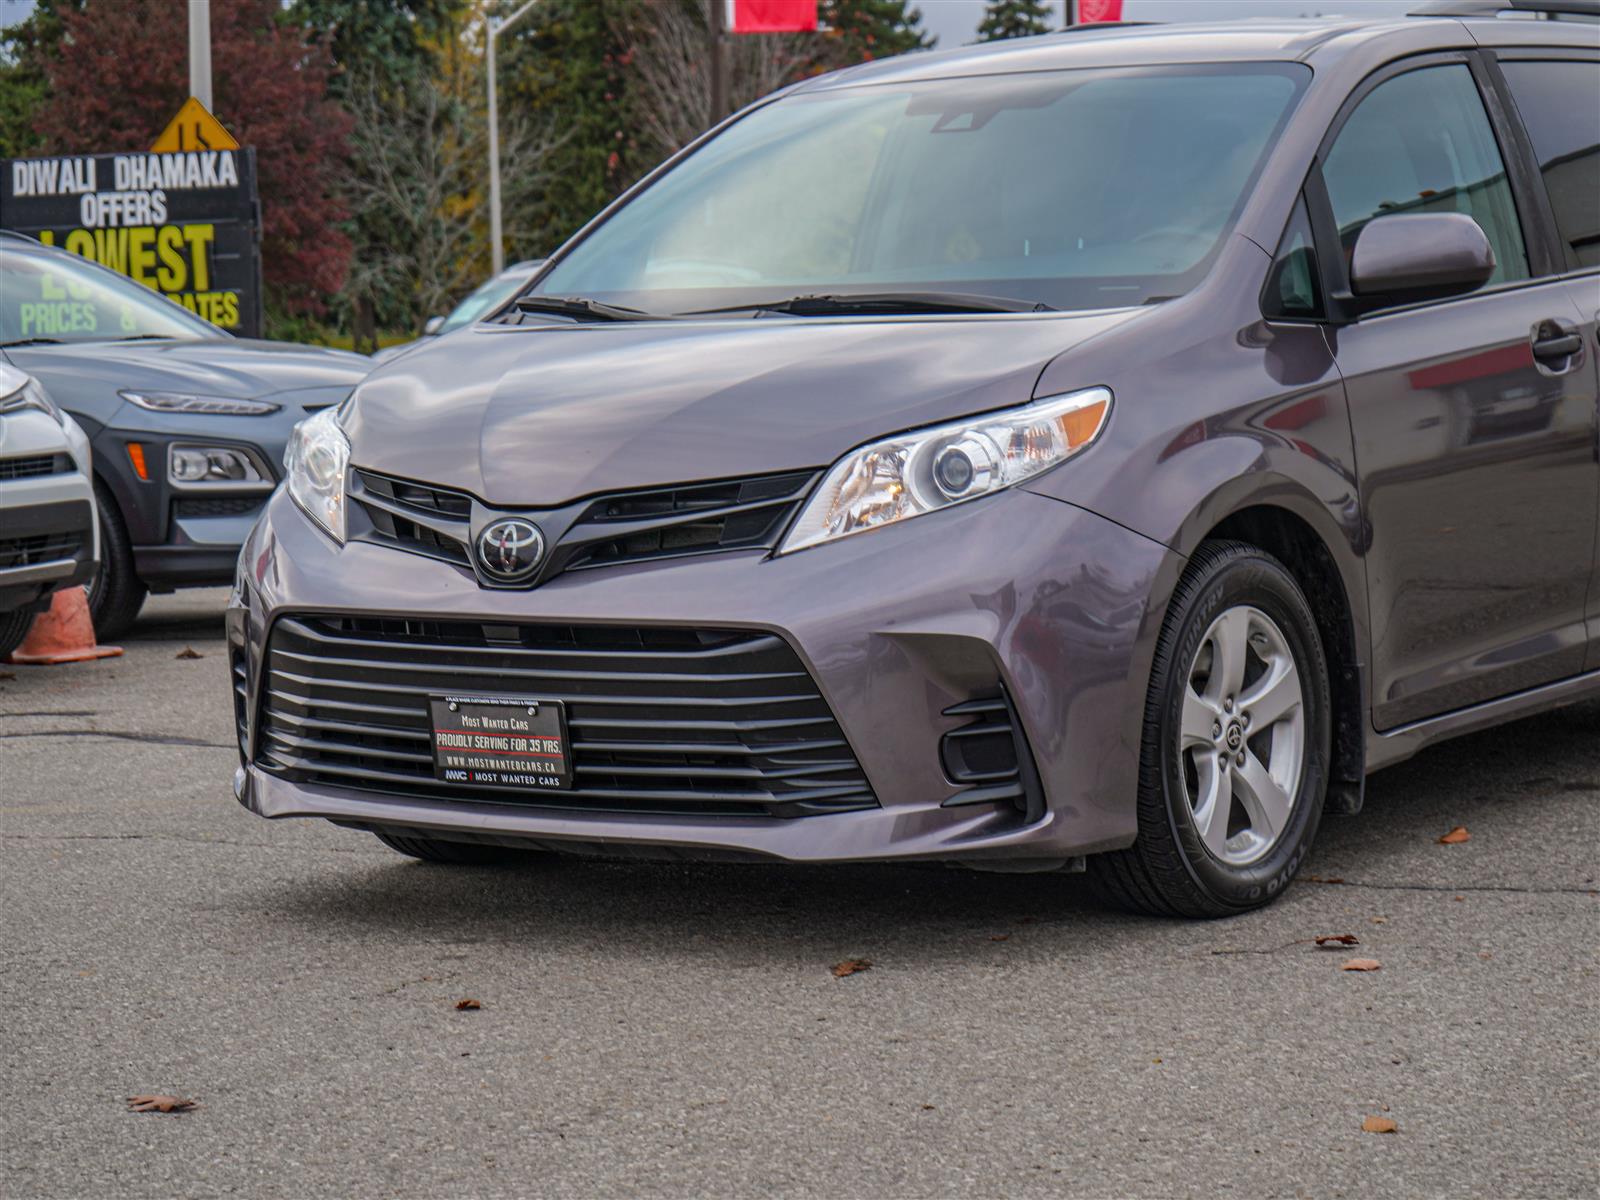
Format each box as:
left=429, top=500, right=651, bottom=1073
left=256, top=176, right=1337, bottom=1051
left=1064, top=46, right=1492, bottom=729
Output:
left=1349, top=213, right=1495, bottom=310
left=422, top=315, right=445, bottom=337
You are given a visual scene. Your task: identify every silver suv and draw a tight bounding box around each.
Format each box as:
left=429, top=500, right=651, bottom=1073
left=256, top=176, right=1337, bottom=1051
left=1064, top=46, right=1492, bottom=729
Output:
left=0, top=364, right=97, bottom=658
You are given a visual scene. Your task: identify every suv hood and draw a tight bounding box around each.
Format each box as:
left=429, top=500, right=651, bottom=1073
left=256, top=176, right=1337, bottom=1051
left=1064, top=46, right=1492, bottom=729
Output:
left=5, top=337, right=370, bottom=404
left=348, top=313, right=1143, bottom=507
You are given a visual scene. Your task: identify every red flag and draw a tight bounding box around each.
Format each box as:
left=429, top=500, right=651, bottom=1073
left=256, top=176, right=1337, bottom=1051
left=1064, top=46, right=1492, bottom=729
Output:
left=1075, top=0, right=1124, bottom=22
left=728, top=0, right=819, bottom=33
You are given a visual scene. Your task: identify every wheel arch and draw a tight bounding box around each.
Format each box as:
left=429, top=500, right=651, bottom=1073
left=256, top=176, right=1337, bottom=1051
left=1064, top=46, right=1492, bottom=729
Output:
left=1178, top=497, right=1368, bottom=811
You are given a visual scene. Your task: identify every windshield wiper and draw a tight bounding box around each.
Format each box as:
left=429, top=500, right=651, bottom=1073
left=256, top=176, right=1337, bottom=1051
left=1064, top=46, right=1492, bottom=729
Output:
left=689, top=291, right=1056, bottom=317
left=514, top=296, right=662, bottom=323
left=0, top=337, right=63, bottom=348
left=112, top=333, right=178, bottom=342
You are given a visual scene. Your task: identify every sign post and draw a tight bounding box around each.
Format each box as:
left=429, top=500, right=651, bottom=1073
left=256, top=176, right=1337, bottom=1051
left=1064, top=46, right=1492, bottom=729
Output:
left=0, top=148, right=264, bottom=338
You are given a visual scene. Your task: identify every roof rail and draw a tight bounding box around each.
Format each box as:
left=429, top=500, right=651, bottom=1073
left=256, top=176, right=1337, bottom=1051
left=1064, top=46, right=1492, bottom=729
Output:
left=1411, top=0, right=1600, bottom=17
left=1053, top=21, right=1162, bottom=33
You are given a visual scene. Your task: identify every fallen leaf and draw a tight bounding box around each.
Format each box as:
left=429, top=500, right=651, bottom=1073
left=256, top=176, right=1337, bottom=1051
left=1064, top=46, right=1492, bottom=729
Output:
left=1342, top=958, right=1382, bottom=972
left=174, top=647, right=204, bottom=660
left=832, top=958, right=872, bottom=978
left=920, top=1104, right=936, bottom=1111
left=127, top=1095, right=197, bottom=1113
left=1438, top=826, right=1471, bottom=845
left=1315, top=934, right=1360, bottom=947
left=455, top=998, right=481, bottom=1010
left=1361, top=1115, right=1398, bottom=1134
left=989, top=934, right=1011, bottom=942
left=1370, top=917, right=1388, bottom=925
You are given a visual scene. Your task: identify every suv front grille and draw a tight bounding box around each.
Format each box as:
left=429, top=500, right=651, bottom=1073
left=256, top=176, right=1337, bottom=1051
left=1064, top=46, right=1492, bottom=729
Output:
left=250, top=614, right=877, bottom=819
left=0, top=532, right=81, bottom=568
left=349, top=467, right=818, bottom=583
left=0, top=454, right=68, bottom=481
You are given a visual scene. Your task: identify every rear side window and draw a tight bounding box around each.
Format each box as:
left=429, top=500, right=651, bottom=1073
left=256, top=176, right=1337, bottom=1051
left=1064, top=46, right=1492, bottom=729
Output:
left=1500, top=60, right=1600, bottom=271
left=1262, top=197, right=1323, bottom=320
left=1322, top=64, right=1529, bottom=287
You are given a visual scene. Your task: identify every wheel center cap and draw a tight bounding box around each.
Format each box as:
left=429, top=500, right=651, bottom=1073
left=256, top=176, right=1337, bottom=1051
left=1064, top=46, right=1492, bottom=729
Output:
left=1224, top=721, right=1244, bottom=751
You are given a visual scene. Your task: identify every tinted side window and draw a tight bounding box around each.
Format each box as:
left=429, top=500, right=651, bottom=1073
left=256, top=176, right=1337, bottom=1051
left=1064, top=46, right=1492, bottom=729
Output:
left=1262, top=197, right=1323, bottom=319
left=1322, top=64, right=1529, bottom=287
left=1500, top=60, right=1600, bottom=271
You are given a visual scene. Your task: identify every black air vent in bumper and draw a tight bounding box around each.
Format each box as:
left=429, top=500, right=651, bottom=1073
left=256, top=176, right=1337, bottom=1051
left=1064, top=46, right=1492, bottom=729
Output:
left=939, top=689, right=1046, bottom=824
left=251, top=614, right=878, bottom=820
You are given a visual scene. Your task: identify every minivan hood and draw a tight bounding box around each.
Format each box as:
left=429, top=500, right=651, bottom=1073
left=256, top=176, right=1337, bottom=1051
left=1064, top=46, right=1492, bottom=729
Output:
left=348, top=312, right=1143, bottom=507
left=5, top=336, right=370, bottom=403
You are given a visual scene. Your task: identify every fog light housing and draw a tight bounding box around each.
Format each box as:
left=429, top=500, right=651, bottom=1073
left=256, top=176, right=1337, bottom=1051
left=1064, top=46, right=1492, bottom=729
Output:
left=167, top=443, right=272, bottom=489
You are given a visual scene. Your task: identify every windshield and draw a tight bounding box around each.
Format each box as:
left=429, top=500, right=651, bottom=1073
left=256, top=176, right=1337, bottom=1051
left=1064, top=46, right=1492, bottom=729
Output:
left=537, top=64, right=1308, bottom=315
left=439, top=269, right=536, bottom=335
left=0, top=244, right=220, bottom=344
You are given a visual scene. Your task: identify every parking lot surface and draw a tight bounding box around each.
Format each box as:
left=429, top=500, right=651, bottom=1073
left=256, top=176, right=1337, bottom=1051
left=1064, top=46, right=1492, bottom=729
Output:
left=2, top=591, right=1596, bottom=1199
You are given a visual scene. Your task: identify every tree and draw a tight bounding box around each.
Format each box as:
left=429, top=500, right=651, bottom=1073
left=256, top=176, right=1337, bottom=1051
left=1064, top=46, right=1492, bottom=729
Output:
left=341, top=31, right=565, bottom=333
left=0, top=0, right=80, bottom=158
left=291, top=0, right=465, bottom=345
left=817, top=0, right=933, bottom=64
left=26, top=0, right=352, bottom=322
left=976, top=0, right=1054, bottom=41
left=497, top=0, right=642, bottom=261
left=609, top=0, right=814, bottom=164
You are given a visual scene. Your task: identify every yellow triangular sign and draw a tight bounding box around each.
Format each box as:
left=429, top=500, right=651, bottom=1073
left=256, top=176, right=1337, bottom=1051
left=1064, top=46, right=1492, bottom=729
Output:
left=151, top=97, right=239, bottom=153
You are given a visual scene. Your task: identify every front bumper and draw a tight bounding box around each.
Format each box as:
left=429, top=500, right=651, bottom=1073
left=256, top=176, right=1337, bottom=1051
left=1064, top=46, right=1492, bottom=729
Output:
left=229, top=485, right=1177, bottom=864
left=0, top=412, right=98, bottom=614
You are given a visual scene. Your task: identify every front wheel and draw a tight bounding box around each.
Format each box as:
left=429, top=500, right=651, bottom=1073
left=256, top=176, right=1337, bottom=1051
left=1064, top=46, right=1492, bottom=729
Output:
left=1090, top=541, right=1332, bottom=918
left=0, top=607, right=34, bottom=661
left=87, top=480, right=147, bottom=639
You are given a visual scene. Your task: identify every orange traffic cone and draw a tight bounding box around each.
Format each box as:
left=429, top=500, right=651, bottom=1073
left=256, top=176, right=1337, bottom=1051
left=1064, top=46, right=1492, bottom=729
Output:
left=6, top=587, right=122, bottom=665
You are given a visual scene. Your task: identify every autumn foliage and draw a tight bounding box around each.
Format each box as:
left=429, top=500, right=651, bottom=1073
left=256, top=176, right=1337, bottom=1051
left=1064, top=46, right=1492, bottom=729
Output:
left=32, top=0, right=352, bottom=316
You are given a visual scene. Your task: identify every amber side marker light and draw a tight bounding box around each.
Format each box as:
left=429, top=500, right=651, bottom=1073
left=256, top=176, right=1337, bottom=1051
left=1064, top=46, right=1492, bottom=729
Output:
left=126, top=442, right=150, bottom=480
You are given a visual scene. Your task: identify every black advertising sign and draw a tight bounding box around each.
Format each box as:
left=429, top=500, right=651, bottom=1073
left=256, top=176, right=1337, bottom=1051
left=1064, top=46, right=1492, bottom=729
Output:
left=0, top=148, right=263, bottom=338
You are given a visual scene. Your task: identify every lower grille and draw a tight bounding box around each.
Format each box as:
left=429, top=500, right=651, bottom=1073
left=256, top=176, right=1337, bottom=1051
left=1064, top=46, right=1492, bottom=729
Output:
left=252, top=614, right=877, bottom=819
left=176, top=497, right=263, bottom=519
left=0, top=454, right=68, bottom=481
left=939, top=690, right=1046, bottom=823
left=0, top=532, right=81, bottom=569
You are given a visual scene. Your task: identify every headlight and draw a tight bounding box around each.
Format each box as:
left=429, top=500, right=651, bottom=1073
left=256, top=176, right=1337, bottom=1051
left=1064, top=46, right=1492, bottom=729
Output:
left=779, top=387, right=1111, bottom=555
left=168, top=443, right=273, bottom=488
left=121, top=390, right=279, bottom=416
left=0, top=377, right=65, bottom=425
left=284, top=407, right=350, bottom=544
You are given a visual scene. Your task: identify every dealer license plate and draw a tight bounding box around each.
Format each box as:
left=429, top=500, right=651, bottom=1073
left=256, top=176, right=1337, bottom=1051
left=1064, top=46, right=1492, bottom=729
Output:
left=428, top=694, right=572, bottom=791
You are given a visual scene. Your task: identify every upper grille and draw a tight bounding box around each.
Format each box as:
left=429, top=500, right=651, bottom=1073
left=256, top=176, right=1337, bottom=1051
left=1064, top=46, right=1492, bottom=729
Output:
left=250, top=614, right=877, bottom=819
left=0, top=532, right=81, bottom=569
left=348, top=467, right=818, bottom=584
left=0, top=454, right=68, bottom=481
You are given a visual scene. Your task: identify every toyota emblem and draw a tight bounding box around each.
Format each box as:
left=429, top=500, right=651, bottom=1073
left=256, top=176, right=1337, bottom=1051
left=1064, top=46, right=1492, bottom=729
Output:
left=475, top=518, right=545, bottom=584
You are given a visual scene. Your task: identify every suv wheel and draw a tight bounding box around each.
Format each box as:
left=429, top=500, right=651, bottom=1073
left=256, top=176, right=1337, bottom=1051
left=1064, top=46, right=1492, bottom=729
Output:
left=87, top=479, right=147, bottom=639
left=0, top=607, right=34, bottom=661
left=1090, top=541, right=1331, bottom=918
left=373, top=830, right=542, bottom=866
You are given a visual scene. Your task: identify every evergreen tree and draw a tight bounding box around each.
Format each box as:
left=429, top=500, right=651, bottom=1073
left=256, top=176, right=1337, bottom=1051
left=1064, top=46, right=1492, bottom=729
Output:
left=976, top=0, right=1054, bottom=42
left=819, top=0, right=934, bottom=64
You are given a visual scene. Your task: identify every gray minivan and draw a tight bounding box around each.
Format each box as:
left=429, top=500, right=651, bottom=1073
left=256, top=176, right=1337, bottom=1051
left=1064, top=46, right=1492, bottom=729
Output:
left=229, top=3, right=1600, bottom=916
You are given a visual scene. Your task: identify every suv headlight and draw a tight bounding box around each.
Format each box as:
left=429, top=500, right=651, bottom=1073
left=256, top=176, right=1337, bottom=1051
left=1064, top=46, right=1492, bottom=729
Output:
left=0, top=377, right=65, bottom=425
left=284, top=407, right=350, bottom=544
left=779, top=387, right=1111, bottom=555
left=121, top=390, right=279, bottom=416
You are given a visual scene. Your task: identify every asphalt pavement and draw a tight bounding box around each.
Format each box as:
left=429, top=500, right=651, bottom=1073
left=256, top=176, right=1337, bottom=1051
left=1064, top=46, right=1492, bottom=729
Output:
left=1, top=590, right=1596, bottom=1199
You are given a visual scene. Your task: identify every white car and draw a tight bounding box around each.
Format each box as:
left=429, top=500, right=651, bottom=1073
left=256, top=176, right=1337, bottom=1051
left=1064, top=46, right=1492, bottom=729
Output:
left=0, top=364, right=98, bottom=658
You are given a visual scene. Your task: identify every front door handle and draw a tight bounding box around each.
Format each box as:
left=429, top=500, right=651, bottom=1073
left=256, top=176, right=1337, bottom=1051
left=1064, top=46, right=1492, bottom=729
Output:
left=1531, top=319, right=1582, bottom=371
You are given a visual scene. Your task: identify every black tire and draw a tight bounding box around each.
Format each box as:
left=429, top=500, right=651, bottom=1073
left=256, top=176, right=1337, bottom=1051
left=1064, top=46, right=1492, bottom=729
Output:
left=0, top=606, right=34, bottom=661
left=373, top=830, right=539, bottom=866
left=87, top=479, right=147, bottom=639
left=1089, top=540, right=1332, bottom=918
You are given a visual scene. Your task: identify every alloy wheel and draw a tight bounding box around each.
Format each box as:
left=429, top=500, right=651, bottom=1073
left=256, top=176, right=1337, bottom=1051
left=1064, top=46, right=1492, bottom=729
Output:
left=1178, top=604, right=1305, bottom=866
